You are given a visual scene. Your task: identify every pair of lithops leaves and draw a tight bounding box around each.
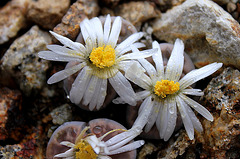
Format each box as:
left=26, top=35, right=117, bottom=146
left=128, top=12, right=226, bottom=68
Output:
left=61, top=16, right=195, bottom=140
left=46, top=118, right=136, bottom=159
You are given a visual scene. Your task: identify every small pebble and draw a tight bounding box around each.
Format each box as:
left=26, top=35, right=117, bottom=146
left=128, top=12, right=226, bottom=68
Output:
left=227, top=2, right=237, bottom=12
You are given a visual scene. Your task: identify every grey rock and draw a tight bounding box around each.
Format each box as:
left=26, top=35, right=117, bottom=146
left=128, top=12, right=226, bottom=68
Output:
left=159, top=130, right=195, bottom=159
left=50, top=104, right=72, bottom=125
left=0, top=26, right=51, bottom=96
left=152, top=0, right=240, bottom=69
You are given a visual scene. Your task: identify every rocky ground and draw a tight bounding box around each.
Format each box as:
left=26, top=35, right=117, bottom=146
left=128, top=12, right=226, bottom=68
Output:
left=0, top=0, right=240, bottom=158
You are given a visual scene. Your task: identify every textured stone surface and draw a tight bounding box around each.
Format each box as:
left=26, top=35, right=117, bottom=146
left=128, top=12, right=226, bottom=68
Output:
left=152, top=0, right=240, bottom=69
left=27, top=0, right=70, bottom=29
left=0, top=26, right=51, bottom=96
left=138, top=143, right=157, bottom=159
left=0, top=0, right=28, bottom=44
left=202, top=67, right=240, bottom=113
left=50, top=104, right=72, bottom=125
left=160, top=130, right=195, bottom=159
left=196, top=67, right=240, bottom=158
left=53, top=0, right=99, bottom=41
left=0, top=126, right=44, bottom=159
left=0, top=87, right=22, bottom=141
left=113, top=1, right=161, bottom=28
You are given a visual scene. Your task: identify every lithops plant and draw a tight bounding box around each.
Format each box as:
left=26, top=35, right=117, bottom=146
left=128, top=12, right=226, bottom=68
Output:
left=114, top=39, right=222, bottom=141
left=46, top=118, right=144, bottom=159
left=38, top=14, right=156, bottom=111
left=123, top=41, right=196, bottom=139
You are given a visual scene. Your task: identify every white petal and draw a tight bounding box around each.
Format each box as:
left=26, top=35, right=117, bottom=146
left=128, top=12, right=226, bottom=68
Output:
left=107, top=16, right=122, bottom=48
left=115, top=32, right=144, bottom=55
left=159, top=101, right=169, bottom=139
left=106, top=140, right=144, bottom=155
left=54, top=148, right=74, bottom=158
left=144, top=100, right=160, bottom=132
left=117, top=42, right=145, bottom=56
left=125, top=62, right=152, bottom=90
left=121, top=48, right=157, bottom=60
left=89, top=78, right=104, bottom=110
left=165, top=39, right=184, bottom=81
left=82, top=75, right=99, bottom=110
left=47, top=62, right=85, bottom=84
left=105, top=127, right=142, bottom=147
left=112, top=90, right=150, bottom=104
left=133, top=96, right=154, bottom=129
left=109, top=72, right=137, bottom=106
left=69, top=67, right=92, bottom=105
left=138, top=58, right=157, bottom=79
left=96, top=79, right=107, bottom=110
left=80, top=18, right=97, bottom=46
left=118, top=60, right=137, bottom=72
left=47, top=45, right=84, bottom=57
left=112, top=97, right=127, bottom=104
left=98, top=155, right=112, bottom=159
left=152, top=41, right=164, bottom=76
left=179, top=62, right=223, bottom=90
left=182, top=89, right=204, bottom=96
left=104, top=14, right=111, bottom=44
left=49, top=31, right=86, bottom=52
left=90, top=17, right=104, bottom=46
left=176, top=96, right=194, bottom=140
left=130, top=45, right=157, bottom=78
left=184, top=103, right=203, bottom=132
left=106, top=127, right=142, bottom=150
left=59, top=141, right=75, bottom=148
left=179, top=93, right=213, bottom=121
left=136, top=90, right=151, bottom=101
left=38, top=51, right=82, bottom=62
left=163, top=98, right=177, bottom=141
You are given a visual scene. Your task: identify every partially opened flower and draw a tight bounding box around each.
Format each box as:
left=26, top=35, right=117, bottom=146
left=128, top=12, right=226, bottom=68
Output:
left=38, top=15, right=155, bottom=110
left=46, top=119, right=144, bottom=159
left=119, top=39, right=222, bottom=141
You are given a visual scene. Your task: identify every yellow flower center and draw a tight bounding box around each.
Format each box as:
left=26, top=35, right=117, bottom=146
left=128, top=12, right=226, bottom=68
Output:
left=154, top=80, right=180, bottom=98
left=74, top=140, right=97, bottom=159
left=89, top=45, right=116, bottom=68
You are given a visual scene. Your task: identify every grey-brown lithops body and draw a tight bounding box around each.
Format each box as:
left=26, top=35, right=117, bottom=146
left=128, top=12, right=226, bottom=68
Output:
left=46, top=118, right=144, bottom=159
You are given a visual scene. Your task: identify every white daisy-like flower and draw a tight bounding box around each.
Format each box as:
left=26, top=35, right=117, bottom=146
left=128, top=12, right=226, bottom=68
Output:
left=118, top=39, right=222, bottom=141
left=54, top=126, right=144, bottom=159
left=38, top=15, right=155, bottom=110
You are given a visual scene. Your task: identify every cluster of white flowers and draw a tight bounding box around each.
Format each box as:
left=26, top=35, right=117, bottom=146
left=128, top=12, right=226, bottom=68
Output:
left=39, top=15, right=222, bottom=159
